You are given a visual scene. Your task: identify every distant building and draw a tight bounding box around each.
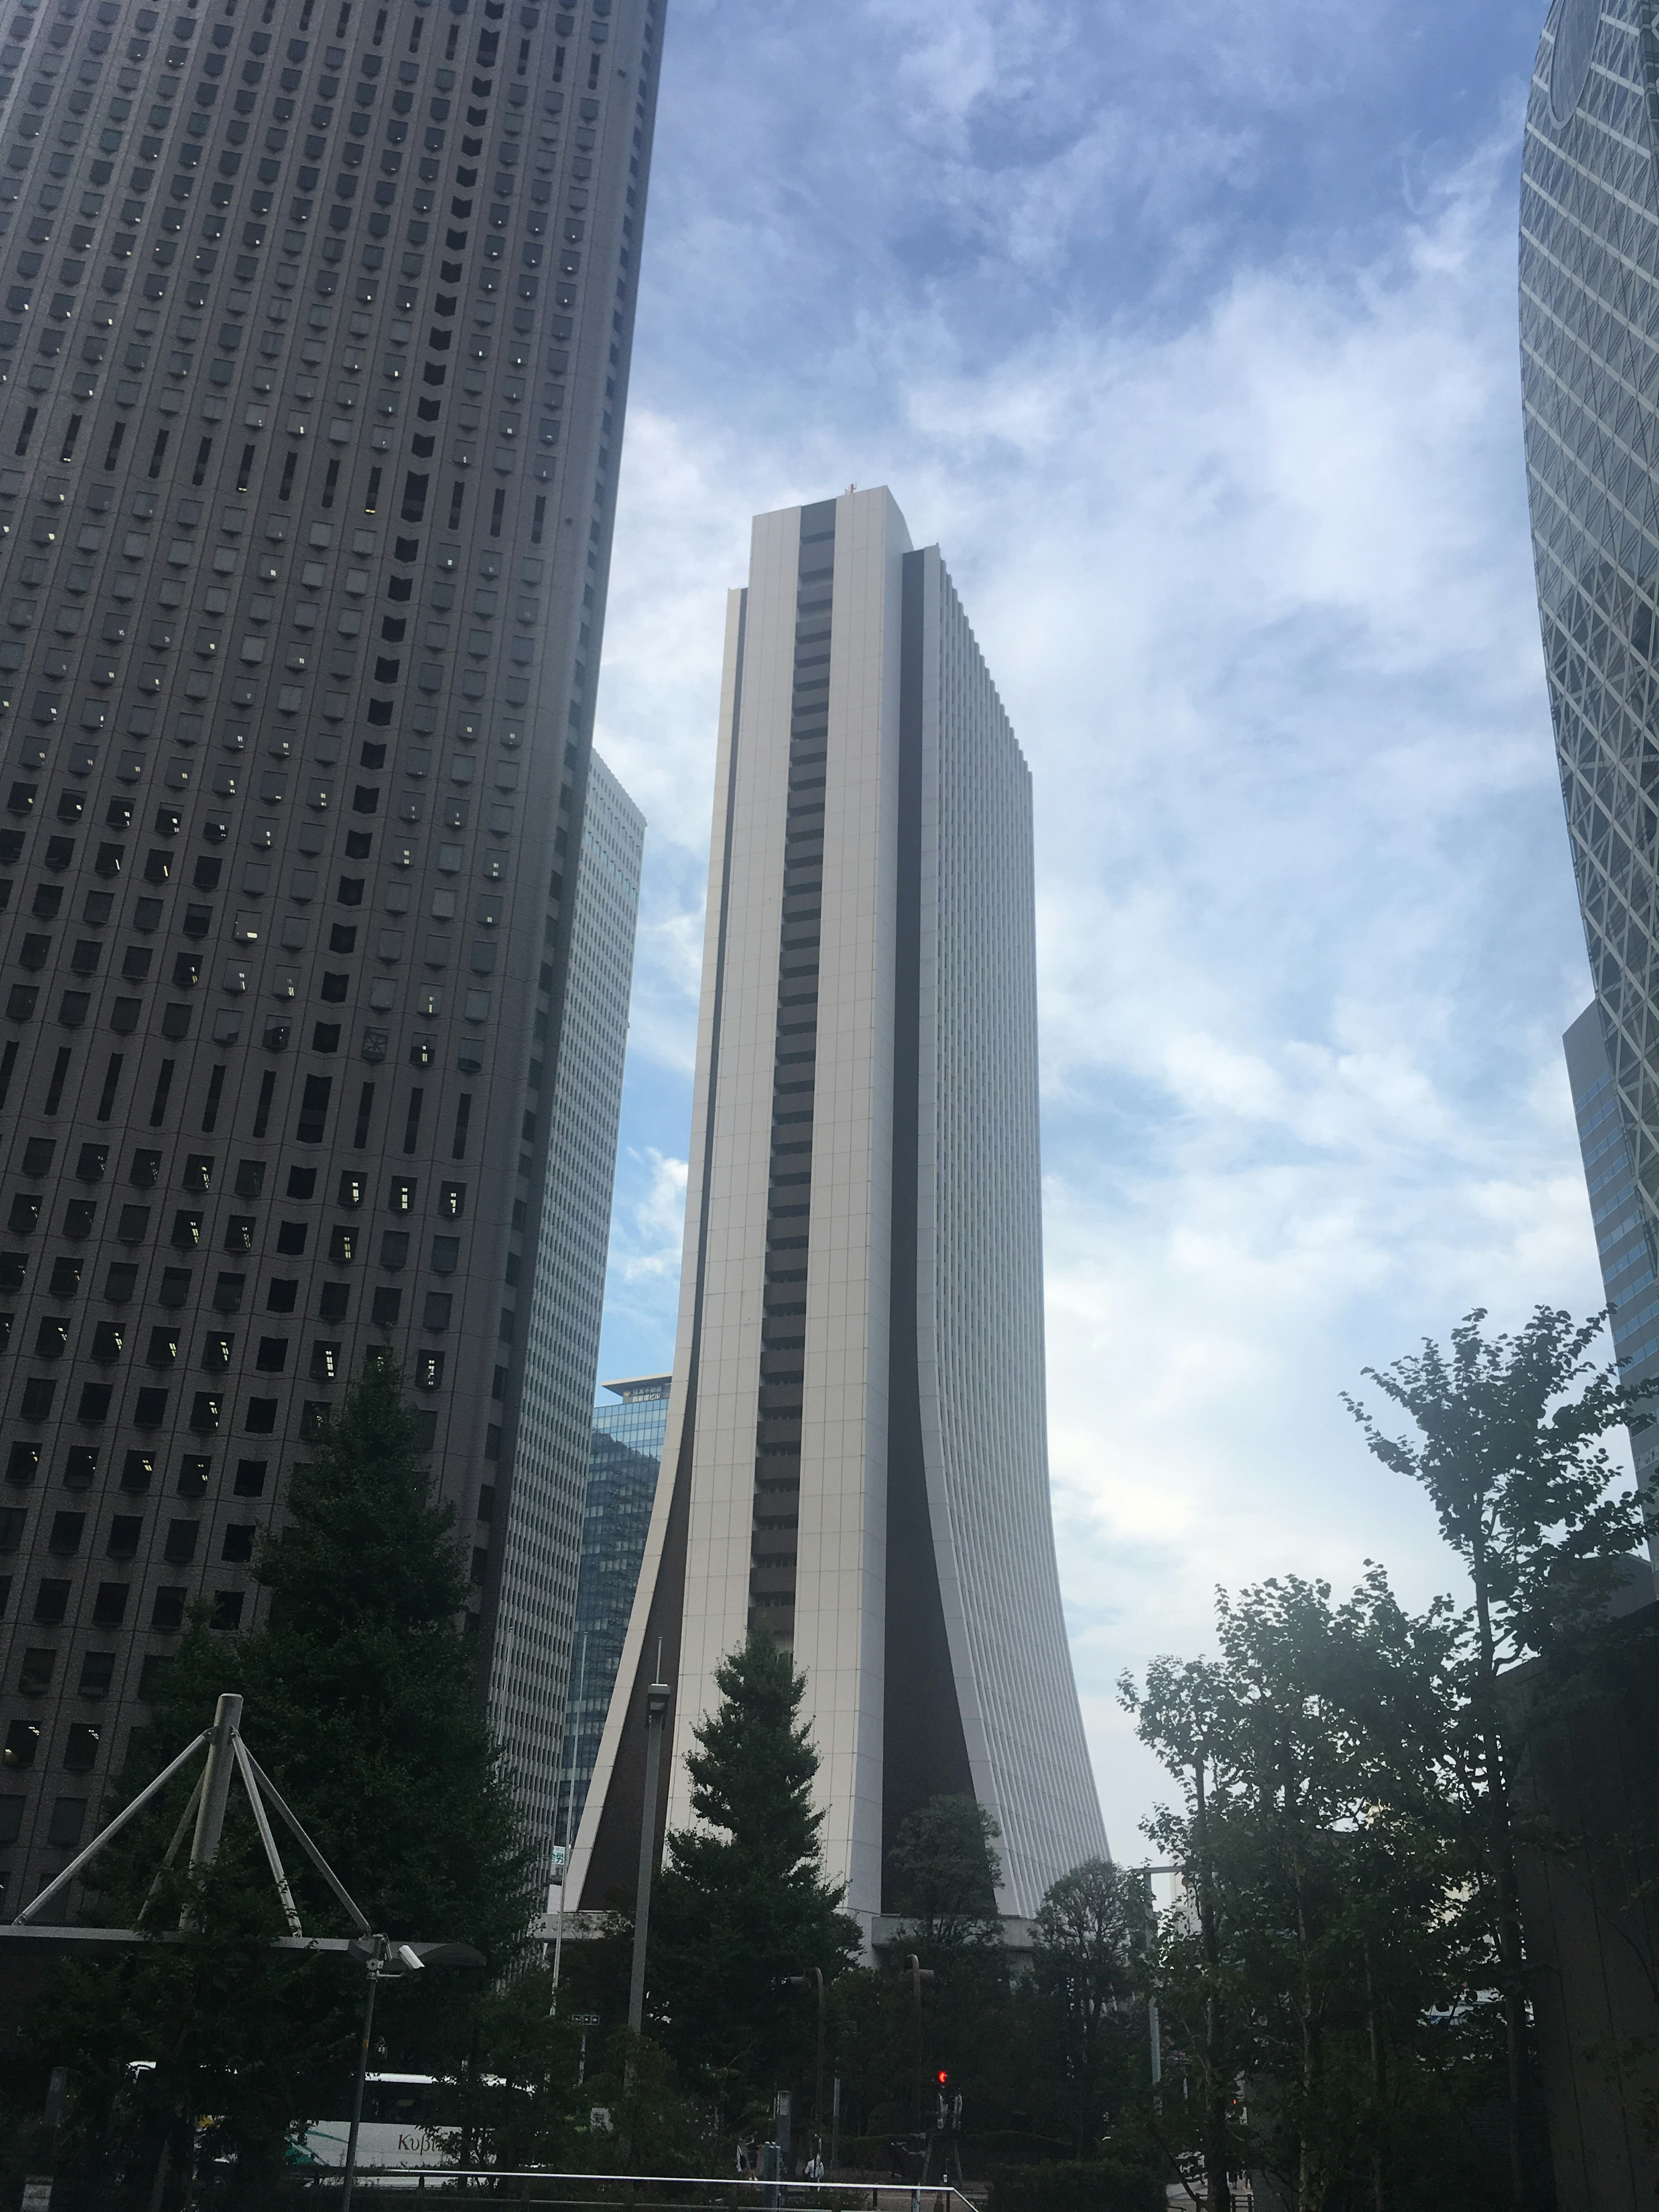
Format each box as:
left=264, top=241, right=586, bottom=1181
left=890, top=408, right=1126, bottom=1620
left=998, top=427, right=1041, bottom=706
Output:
left=555, top=1372, right=671, bottom=1866
left=570, top=487, right=1105, bottom=1939
left=505, top=756, right=645, bottom=1873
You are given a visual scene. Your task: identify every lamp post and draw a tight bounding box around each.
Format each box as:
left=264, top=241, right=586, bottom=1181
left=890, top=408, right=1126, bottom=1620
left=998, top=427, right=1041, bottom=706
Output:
left=904, top=1954, right=935, bottom=2134
left=787, top=1968, right=826, bottom=2151
left=626, top=1670, right=672, bottom=2037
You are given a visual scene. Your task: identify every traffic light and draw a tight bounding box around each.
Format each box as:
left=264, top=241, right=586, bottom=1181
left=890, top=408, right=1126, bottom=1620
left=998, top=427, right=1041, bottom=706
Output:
left=936, top=2071, right=948, bottom=2087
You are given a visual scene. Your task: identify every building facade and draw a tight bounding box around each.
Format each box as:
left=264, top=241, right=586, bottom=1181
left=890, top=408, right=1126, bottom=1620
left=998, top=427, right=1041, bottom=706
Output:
left=0, top=0, right=665, bottom=1912
left=496, top=751, right=643, bottom=1869
left=1565, top=1003, right=1659, bottom=1510
left=568, top=487, right=1106, bottom=1937
left=554, top=1367, right=666, bottom=1862
left=1521, top=0, right=1659, bottom=1393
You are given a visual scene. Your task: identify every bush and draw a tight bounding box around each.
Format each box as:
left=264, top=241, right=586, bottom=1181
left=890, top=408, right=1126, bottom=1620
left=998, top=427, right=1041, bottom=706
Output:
left=987, top=2160, right=1165, bottom=2212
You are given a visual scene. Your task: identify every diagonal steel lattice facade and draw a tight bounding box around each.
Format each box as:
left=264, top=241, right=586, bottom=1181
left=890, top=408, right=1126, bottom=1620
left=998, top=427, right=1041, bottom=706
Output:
left=1521, top=0, right=1659, bottom=1502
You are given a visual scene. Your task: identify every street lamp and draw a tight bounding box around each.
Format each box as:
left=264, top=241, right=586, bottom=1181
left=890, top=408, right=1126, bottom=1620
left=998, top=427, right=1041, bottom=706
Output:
left=786, top=1968, right=826, bottom=2155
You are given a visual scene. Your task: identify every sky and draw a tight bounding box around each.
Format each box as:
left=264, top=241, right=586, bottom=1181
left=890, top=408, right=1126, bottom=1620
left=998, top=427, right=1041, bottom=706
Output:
left=580, top=0, right=1609, bottom=1854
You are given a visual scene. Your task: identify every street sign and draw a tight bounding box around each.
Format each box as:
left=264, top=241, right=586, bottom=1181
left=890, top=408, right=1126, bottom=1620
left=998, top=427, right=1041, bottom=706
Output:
left=22, top=2180, right=53, bottom=2212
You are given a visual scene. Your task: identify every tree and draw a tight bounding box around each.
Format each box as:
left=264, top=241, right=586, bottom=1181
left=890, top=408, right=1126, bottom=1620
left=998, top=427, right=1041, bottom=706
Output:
left=1031, top=1859, right=1144, bottom=2156
left=1345, top=1305, right=1649, bottom=2210
left=1123, top=1571, right=1492, bottom=2212
left=649, top=1633, right=860, bottom=2119
left=889, top=1795, right=1003, bottom=1949
left=29, top=1356, right=535, bottom=2208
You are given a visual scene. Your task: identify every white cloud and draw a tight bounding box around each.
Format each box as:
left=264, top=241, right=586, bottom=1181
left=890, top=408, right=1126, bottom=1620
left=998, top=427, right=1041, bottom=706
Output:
left=590, top=9, right=1606, bottom=1855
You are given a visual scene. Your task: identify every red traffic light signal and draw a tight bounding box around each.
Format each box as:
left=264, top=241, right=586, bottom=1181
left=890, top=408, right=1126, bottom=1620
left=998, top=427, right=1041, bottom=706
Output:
left=936, top=2070, right=948, bottom=2085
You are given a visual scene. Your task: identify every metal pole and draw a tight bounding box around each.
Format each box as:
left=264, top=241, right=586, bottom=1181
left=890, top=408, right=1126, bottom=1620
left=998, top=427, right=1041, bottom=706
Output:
left=188, top=1694, right=242, bottom=1869
left=178, top=1692, right=242, bottom=1931
left=831, top=2075, right=841, bottom=2176
left=341, top=1946, right=384, bottom=2212
left=626, top=1674, right=671, bottom=2037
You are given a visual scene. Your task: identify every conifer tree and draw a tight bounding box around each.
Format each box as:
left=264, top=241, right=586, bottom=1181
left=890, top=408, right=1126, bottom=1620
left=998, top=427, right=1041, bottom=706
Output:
left=28, top=1355, right=534, bottom=2207
left=649, top=1633, right=860, bottom=2115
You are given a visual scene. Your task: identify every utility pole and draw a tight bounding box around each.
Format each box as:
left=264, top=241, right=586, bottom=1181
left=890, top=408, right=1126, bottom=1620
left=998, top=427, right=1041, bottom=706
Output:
left=626, top=1664, right=672, bottom=2037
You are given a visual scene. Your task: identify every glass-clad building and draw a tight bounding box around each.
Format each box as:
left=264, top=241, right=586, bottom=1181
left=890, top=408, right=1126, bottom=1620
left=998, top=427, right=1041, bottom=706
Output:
left=1520, top=0, right=1659, bottom=1505
left=553, top=1370, right=667, bottom=1859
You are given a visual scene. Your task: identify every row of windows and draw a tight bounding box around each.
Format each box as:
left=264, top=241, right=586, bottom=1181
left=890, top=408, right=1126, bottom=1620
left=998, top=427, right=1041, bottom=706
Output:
left=3, top=1509, right=257, bottom=1566
left=5, top=1137, right=465, bottom=1208
left=2, top=1443, right=268, bottom=1493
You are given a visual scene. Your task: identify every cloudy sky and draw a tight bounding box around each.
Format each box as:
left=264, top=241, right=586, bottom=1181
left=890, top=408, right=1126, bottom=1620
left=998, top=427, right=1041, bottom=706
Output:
left=583, top=0, right=1605, bottom=1850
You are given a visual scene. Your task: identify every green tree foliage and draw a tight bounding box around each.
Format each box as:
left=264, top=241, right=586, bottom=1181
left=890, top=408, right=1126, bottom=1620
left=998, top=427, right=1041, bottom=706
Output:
left=649, top=1633, right=860, bottom=2118
left=1124, top=1570, right=1506, bottom=2212
left=1031, top=1859, right=1145, bottom=2156
left=890, top=1795, right=1004, bottom=1948
left=27, top=1356, right=534, bottom=2209
left=1345, top=1304, right=1649, bottom=2209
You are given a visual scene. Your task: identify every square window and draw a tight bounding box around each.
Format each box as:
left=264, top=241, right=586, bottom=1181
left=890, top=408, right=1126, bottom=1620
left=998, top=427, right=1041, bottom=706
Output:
left=77, top=1381, right=114, bottom=1424
left=256, top=1337, right=288, bottom=1373
left=233, top=1459, right=267, bottom=1497
left=276, top=1220, right=308, bottom=1255
left=6, top=1443, right=40, bottom=1485
left=429, top=1235, right=458, bottom=1274
left=107, top=1516, right=141, bottom=1559
left=265, top=1278, right=298, bottom=1313
left=422, top=1292, right=451, bottom=1331
left=151, top=1586, right=187, bottom=1630
left=120, top=1451, right=154, bottom=1493
left=63, top=1723, right=99, bottom=1773
left=77, top=1651, right=114, bottom=1697
left=48, top=1511, right=84, bottom=1556
left=133, top=1386, right=168, bottom=1428
left=245, top=1397, right=278, bottom=1436
left=221, top=1524, right=255, bottom=1564
left=137, top=1654, right=173, bottom=1700
left=3, top=1720, right=40, bottom=1769
left=62, top=1446, right=99, bottom=1488
left=19, top=1645, right=56, bottom=1691
left=33, top=1580, right=69, bottom=1627
left=310, top=1341, right=340, bottom=1382
left=211, top=1589, right=245, bottom=1630
left=176, top=1458, right=211, bottom=1500
left=379, top=1230, right=407, bottom=1268
left=371, top=1287, right=401, bottom=1326
left=234, top=1160, right=267, bottom=1198
left=47, top=1796, right=87, bottom=1846
left=163, top=1520, right=198, bottom=1565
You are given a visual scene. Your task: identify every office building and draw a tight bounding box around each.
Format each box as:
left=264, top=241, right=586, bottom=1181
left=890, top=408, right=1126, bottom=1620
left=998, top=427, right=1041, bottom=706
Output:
left=0, top=0, right=666, bottom=1912
left=1564, top=1005, right=1659, bottom=1503
left=496, top=751, right=643, bottom=1869
left=568, top=487, right=1106, bottom=1937
left=1522, top=0, right=1659, bottom=1430
left=554, top=1367, right=667, bottom=1860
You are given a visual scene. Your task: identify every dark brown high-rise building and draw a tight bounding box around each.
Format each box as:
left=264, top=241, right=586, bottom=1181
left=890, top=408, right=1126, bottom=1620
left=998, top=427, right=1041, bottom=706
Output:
left=0, top=0, right=663, bottom=1911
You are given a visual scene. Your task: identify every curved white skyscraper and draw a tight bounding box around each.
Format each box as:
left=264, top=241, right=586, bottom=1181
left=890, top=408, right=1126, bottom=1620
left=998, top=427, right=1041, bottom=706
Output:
left=569, top=486, right=1104, bottom=1933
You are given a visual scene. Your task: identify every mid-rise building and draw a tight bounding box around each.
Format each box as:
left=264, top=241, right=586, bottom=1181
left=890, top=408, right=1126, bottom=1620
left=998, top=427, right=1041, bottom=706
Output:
left=0, top=0, right=666, bottom=1912
left=497, top=751, right=644, bottom=1869
left=568, top=487, right=1106, bottom=1938
left=554, top=1367, right=667, bottom=1863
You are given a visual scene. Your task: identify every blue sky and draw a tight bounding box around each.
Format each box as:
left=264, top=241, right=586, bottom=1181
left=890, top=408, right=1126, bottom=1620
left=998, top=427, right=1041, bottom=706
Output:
left=583, top=0, right=1606, bottom=1850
